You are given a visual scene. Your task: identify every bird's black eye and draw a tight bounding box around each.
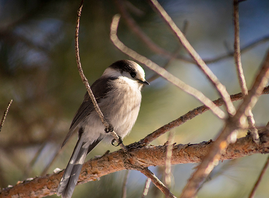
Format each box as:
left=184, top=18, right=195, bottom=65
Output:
left=130, top=71, right=136, bottom=78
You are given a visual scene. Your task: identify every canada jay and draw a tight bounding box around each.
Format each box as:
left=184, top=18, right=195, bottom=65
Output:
left=57, top=60, right=149, bottom=198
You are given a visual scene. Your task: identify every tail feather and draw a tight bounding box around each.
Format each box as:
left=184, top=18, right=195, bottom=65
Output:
left=57, top=138, right=101, bottom=198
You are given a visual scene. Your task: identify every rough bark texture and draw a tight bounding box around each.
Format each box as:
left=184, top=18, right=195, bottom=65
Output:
left=1, top=130, right=268, bottom=198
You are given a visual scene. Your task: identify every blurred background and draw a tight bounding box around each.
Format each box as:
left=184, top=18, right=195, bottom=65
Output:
left=0, top=0, right=269, bottom=197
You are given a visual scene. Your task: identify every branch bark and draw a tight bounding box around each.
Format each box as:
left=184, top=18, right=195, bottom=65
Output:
left=1, top=129, right=269, bottom=198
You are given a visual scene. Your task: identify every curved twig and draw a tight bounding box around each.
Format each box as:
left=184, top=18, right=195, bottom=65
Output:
left=110, top=14, right=225, bottom=120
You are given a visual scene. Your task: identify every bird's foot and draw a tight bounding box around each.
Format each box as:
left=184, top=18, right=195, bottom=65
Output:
left=105, top=124, right=114, bottom=133
left=111, top=136, right=123, bottom=147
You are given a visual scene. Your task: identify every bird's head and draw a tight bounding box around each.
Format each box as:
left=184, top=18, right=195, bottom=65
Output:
left=103, top=60, right=149, bottom=87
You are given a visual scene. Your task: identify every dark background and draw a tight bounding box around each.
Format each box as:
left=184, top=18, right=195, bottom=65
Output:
left=0, top=0, right=269, bottom=197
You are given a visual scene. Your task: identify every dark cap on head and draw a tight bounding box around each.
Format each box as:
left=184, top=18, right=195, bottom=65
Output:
left=109, top=60, right=137, bottom=73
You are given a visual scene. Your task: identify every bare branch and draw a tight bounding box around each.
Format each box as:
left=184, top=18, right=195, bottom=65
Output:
left=1, top=130, right=269, bottom=198
left=248, top=156, right=269, bottom=198
left=133, top=85, right=269, bottom=147
left=75, top=1, right=106, bottom=127
left=234, top=50, right=269, bottom=120
left=233, top=0, right=247, bottom=94
left=147, top=21, right=189, bottom=83
left=149, top=0, right=236, bottom=116
left=0, top=99, right=13, bottom=133
left=233, top=0, right=259, bottom=144
left=164, top=131, right=174, bottom=189
left=139, top=168, right=176, bottom=198
left=23, top=141, right=47, bottom=178
left=121, top=170, right=129, bottom=198
left=204, top=35, right=269, bottom=64
left=141, top=178, right=151, bottom=198
left=180, top=49, right=269, bottom=198
left=110, top=14, right=225, bottom=120
left=75, top=1, right=125, bottom=149
left=114, top=0, right=171, bottom=58
left=41, top=146, right=62, bottom=176
left=114, top=0, right=269, bottom=66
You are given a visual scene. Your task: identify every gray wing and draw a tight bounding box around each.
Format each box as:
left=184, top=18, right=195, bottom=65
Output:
left=61, top=76, right=115, bottom=147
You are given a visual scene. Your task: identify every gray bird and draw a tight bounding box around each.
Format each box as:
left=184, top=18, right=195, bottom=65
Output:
left=57, top=60, right=149, bottom=198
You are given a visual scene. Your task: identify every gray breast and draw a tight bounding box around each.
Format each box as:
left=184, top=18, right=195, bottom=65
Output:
left=99, top=77, right=142, bottom=138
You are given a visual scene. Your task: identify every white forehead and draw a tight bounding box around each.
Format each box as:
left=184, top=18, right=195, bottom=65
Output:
left=133, top=62, right=146, bottom=78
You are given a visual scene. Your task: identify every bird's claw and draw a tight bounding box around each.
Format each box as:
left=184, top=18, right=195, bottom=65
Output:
left=105, top=124, right=114, bottom=133
left=111, top=136, right=123, bottom=147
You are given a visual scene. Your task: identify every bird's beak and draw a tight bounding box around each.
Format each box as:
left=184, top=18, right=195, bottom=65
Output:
left=139, top=79, right=150, bottom=85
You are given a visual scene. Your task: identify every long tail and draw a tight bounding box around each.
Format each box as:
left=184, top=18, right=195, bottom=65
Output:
left=57, top=138, right=101, bottom=198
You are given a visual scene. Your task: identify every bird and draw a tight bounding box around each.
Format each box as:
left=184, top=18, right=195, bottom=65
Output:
left=57, top=60, right=149, bottom=198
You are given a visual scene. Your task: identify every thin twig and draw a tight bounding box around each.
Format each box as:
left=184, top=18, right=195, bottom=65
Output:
left=140, top=168, right=176, bottom=198
left=149, top=0, right=236, bottom=116
left=234, top=50, right=269, bottom=121
left=114, top=0, right=269, bottom=66
left=115, top=0, right=189, bottom=83
left=141, top=178, right=151, bottom=198
left=248, top=156, right=269, bottom=198
left=25, top=125, right=58, bottom=176
left=75, top=1, right=125, bottom=150
left=114, top=0, right=171, bottom=58
left=164, top=131, right=174, bottom=189
left=110, top=14, right=225, bottom=120
left=179, top=35, right=269, bottom=64
left=23, top=142, right=47, bottom=178
left=132, top=85, right=269, bottom=148
left=75, top=1, right=106, bottom=127
left=0, top=99, right=13, bottom=133
left=121, top=170, right=129, bottom=198
left=147, top=21, right=189, bottom=83
left=41, top=145, right=62, bottom=176
left=180, top=49, right=269, bottom=198
left=204, top=35, right=269, bottom=64
left=233, top=0, right=259, bottom=144
left=197, top=159, right=238, bottom=192
left=233, top=0, right=247, bottom=94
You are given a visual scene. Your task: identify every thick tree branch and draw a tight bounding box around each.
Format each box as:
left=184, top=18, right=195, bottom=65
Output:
left=1, top=129, right=269, bottom=198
